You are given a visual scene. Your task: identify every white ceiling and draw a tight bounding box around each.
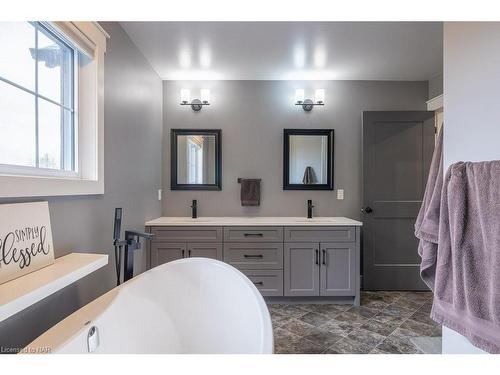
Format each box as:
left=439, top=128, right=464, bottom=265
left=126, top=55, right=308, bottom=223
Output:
left=120, top=22, right=442, bottom=81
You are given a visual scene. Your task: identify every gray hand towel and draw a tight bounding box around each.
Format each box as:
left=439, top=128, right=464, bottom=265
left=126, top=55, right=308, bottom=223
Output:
left=240, top=179, right=261, bottom=206
left=302, top=166, right=317, bottom=184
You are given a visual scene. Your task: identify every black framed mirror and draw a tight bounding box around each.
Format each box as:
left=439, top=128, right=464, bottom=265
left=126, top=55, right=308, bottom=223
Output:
left=283, top=129, right=334, bottom=190
left=171, top=129, right=222, bottom=190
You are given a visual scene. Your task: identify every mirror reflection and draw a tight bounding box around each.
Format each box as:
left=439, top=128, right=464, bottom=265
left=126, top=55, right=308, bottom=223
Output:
left=289, top=135, right=328, bottom=185
left=177, top=135, right=216, bottom=184
left=171, top=128, right=221, bottom=190
left=283, top=129, right=333, bottom=190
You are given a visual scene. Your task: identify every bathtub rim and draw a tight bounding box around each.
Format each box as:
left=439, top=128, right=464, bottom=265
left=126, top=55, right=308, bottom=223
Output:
left=23, top=258, right=273, bottom=354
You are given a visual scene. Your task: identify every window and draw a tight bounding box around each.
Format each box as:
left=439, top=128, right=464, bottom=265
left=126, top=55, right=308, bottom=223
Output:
left=0, top=21, right=108, bottom=198
left=187, top=138, right=203, bottom=184
left=0, top=22, right=76, bottom=175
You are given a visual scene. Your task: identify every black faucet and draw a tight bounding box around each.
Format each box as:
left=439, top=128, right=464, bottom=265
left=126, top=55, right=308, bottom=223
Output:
left=191, top=199, right=198, bottom=219
left=307, top=199, right=314, bottom=219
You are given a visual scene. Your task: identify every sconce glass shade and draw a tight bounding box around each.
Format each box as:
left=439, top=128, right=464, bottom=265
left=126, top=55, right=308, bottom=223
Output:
left=200, top=89, right=210, bottom=103
left=315, top=89, right=325, bottom=104
left=180, top=89, right=191, bottom=103
left=295, top=89, right=305, bottom=103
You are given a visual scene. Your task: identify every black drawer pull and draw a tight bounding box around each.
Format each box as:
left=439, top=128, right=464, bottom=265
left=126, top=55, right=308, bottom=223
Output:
left=244, top=233, right=264, bottom=237
left=253, top=281, right=264, bottom=286
left=181, top=249, right=185, bottom=258
left=244, top=254, right=264, bottom=259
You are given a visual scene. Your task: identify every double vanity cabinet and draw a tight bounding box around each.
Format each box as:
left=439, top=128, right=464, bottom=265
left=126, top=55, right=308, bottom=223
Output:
left=145, top=217, right=362, bottom=305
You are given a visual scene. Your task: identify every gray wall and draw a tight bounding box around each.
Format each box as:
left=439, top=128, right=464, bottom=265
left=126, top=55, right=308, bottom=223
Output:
left=0, top=22, right=163, bottom=349
left=162, top=80, right=428, bottom=219
left=428, top=73, right=443, bottom=99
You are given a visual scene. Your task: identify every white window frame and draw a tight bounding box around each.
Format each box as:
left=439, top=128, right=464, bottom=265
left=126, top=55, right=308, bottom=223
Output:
left=0, top=22, right=108, bottom=197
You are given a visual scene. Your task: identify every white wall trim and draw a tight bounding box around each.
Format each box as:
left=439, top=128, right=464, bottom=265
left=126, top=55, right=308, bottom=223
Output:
left=92, top=22, right=110, bottom=39
left=427, top=94, right=443, bottom=111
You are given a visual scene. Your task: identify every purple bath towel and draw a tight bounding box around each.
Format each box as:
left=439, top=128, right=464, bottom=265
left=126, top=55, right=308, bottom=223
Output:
left=431, top=161, right=500, bottom=353
left=416, top=139, right=500, bottom=352
left=415, top=127, right=443, bottom=290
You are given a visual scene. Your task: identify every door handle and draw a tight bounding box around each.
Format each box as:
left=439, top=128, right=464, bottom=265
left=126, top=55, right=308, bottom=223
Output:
left=253, top=281, right=264, bottom=286
left=244, top=233, right=264, bottom=237
left=188, top=250, right=191, bottom=257
left=244, top=254, right=264, bottom=259
left=362, top=206, right=373, bottom=213
left=315, top=249, right=319, bottom=265
left=322, top=249, right=326, bottom=265
left=181, top=249, right=185, bottom=258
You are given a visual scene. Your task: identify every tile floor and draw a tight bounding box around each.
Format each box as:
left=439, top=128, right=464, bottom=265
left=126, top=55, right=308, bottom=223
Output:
left=268, top=291, right=441, bottom=354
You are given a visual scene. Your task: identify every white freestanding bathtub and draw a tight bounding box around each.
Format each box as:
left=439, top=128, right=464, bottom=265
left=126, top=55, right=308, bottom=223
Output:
left=25, top=258, right=273, bottom=354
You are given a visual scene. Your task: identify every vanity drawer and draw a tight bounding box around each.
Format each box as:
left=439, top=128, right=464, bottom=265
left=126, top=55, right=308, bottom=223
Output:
left=284, top=226, right=356, bottom=243
left=241, top=269, right=284, bottom=297
left=224, top=243, right=283, bottom=269
left=151, top=226, right=222, bottom=242
left=223, top=226, right=283, bottom=242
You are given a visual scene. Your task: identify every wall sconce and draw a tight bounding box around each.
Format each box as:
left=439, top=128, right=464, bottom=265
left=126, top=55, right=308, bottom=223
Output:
left=180, top=89, right=211, bottom=111
left=295, top=89, right=325, bottom=111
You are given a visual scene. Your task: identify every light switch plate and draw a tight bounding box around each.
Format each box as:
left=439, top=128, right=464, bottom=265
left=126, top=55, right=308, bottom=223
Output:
left=158, top=189, right=162, bottom=201
left=337, top=189, right=344, bottom=200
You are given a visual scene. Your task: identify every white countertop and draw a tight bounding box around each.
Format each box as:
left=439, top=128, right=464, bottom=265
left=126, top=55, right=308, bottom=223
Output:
left=145, top=216, right=362, bottom=227
left=0, top=253, right=108, bottom=323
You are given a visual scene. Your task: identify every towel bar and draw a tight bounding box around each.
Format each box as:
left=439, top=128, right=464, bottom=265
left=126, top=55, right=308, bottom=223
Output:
left=237, top=178, right=262, bottom=183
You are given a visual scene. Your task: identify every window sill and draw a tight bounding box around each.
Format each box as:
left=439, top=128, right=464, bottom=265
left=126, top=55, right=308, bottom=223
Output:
left=0, top=173, right=104, bottom=197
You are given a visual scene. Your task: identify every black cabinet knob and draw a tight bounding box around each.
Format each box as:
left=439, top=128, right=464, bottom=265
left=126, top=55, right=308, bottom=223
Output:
left=362, top=206, right=373, bottom=213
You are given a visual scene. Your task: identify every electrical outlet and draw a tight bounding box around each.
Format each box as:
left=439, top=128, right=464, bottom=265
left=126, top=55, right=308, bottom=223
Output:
left=337, top=189, right=344, bottom=200
left=158, top=189, right=162, bottom=201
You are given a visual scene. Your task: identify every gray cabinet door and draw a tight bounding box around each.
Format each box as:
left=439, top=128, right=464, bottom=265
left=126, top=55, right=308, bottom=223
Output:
left=151, top=242, right=186, bottom=266
left=284, top=243, right=320, bottom=296
left=187, top=242, right=223, bottom=260
left=320, top=242, right=356, bottom=296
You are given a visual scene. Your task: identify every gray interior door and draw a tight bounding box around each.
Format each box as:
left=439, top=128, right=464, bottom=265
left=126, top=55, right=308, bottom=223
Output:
left=362, top=111, right=434, bottom=290
left=284, top=243, right=320, bottom=296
